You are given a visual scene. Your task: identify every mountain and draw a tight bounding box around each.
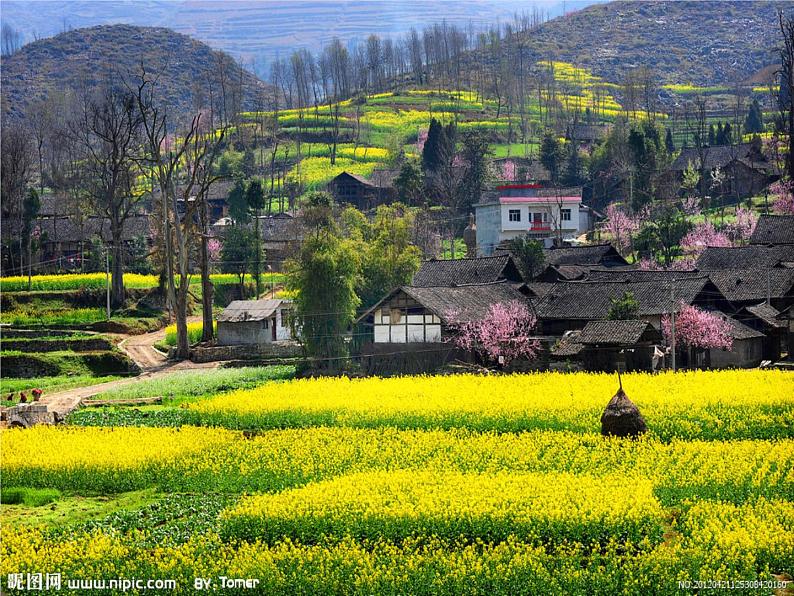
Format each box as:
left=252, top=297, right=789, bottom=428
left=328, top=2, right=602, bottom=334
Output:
left=1, top=0, right=602, bottom=73
left=515, top=0, right=788, bottom=85
left=1, top=24, right=271, bottom=121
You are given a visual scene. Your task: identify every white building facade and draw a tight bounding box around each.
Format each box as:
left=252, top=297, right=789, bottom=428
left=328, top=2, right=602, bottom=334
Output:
left=475, top=185, right=594, bottom=254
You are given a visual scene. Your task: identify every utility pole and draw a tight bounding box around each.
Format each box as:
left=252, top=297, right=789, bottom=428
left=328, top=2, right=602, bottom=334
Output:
left=105, top=245, right=111, bottom=320
left=670, top=279, right=676, bottom=372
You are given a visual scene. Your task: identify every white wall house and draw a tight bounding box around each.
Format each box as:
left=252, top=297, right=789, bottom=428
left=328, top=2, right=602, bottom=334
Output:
left=475, top=185, right=596, bottom=254
left=217, top=299, right=293, bottom=346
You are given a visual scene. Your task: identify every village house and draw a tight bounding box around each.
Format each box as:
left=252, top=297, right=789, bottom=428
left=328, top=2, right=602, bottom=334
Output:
left=35, top=215, right=152, bottom=271
left=551, top=319, right=663, bottom=372
left=211, top=212, right=301, bottom=270
left=736, top=302, right=789, bottom=361
left=531, top=243, right=629, bottom=281
left=661, top=139, right=777, bottom=199
left=695, top=244, right=794, bottom=270
left=475, top=184, right=600, bottom=254
left=533, top=276, right=730, bottom=336
left=565, top=123, right=610, bottom=150
left=706, top=268, right=794, bottom=313
left=216, top=299, right=293, bottom=346
left=749, top=214, right=794, bottom=245
left=410, top=254, right=525, bottom=287
left=327, top=170, right=397, bottom=211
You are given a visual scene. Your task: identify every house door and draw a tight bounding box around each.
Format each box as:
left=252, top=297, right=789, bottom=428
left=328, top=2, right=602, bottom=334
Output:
left=271, top=317, right=277, bottom=341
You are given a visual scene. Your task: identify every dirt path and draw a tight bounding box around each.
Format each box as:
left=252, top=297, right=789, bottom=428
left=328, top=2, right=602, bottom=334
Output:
left=41, top=316, right=217, bottom=418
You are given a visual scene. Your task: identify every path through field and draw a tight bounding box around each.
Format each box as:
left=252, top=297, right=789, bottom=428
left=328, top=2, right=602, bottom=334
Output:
left=41, top=316, right=217, bottom=418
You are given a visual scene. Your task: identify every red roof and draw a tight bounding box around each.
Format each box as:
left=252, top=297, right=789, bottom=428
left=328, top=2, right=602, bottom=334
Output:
left=496, top=183, right=542, bottom=190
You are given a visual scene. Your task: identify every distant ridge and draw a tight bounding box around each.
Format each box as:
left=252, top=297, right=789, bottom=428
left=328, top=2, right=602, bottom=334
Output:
left=1, top=24, right=271, bottom=121
left=513, top=0, right=786, bottom=85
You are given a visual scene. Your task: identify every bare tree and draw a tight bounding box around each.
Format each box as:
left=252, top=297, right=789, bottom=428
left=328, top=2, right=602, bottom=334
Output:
left=134, top=67, right=227, bottom=357
left=1, top=121, right=34, bottom=272
left=779, top=9, right=794, bottom=179
left=1, top=23, right=22, bottom=57
left=69, top=80, right=144, bottom=307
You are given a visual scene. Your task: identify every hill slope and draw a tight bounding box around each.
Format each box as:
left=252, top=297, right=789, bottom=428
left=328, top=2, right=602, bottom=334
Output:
left=1, top=24, right=271, bottom=121
left=517, top=0, right=787, bottom=85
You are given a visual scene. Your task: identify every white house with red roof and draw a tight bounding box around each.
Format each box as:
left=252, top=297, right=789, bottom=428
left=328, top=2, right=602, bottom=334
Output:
left=474, top=184, right=598, bottom=254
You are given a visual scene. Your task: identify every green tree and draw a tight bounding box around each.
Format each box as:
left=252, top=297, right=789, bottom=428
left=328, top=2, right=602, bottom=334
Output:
left=636, top=204, right=691, bottom=266
left=287, top=192, right=360, bottom=371
left=241, top=148, right=256, bottom=178
left=245, top=179, right=265, bottom=297
left=459, top=129, right=491, bottom=210
left=219, top=228, right=261, bottom=298
left=393, top=160, right=424, bottom=205
left=708, top=124, right=716, bottom=146
left=744, top=99, right=764, bottom=134
left=507, top=236, right=545, bottom=281
left=422, top=118, right=446, bottom=174
left=665, top=128, right=675, bottom=155
left=562, top=142, right=583, bottom=186
left=681, top=160, right=700, bottom=197
left=607, top=291, right=639, bottom=320
left=356, top=203, right=421, bottom=309
left=227, top=179, right=249, bottom=225
left=540, top=133, right=563, bottom=184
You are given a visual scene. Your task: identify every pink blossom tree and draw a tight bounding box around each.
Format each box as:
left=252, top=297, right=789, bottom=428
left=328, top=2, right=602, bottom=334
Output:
left=725, top=207, right=757, bottom=243
left=662, top=303, right=733, bottom=367
left=207, top=238, right=222, bottom=263
left=452, top=300, right=540, bottom=366
left=680, top=221, right=732, bottom=258
left=500, top=159, right=517, bottom=181
left=770, top=179, right=794, bottom=215
left=680, top=195, right=702, bottom=217
left=603, top=204, right=641, bottom=257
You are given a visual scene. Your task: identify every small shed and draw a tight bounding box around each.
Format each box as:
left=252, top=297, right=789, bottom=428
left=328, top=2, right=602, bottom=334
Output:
left=551, top=320, right=663, bottom=371
left=216, top=299, right=292, bottom=346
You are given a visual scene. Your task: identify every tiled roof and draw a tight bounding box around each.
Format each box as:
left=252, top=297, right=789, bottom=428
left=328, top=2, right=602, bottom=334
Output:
left=411, top=255, right=523, bottom=287
left=721, top=315, right=766, bottom=340
left=551, top=331, right=585, bottom=356
left=743, top=303, right=786, bottom=328
left=586, top=270, right=702, bottom=282
left=749, top=215, right=794, bottom=245
left=534, top=277, right=715, bottom=320
left=695, top=245, right=794, bottom=270
left=543, top=244, right=628, bottom=267
left=403, top=282, right=532, bottom=324
left=670, top=142, right=771, bottom=171
left=217, top=299, right=287, bottom=323
left=37, top=215, right=152, bottom=243
left=576, top=320, right=661, bottom=345
left=707, top=268, right=794, bottom=303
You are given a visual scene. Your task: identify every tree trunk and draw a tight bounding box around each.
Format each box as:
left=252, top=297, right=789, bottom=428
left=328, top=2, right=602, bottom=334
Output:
left=199, top=212, right=214, bottom=342
left=175, top=276, right=190, bottom=360
left=254, top=209, right=262, bottom=298
left=110, top=222, right=125, bottom=308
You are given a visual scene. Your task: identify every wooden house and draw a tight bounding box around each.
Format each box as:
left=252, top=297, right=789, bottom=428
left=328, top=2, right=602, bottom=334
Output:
left=749, top=215, right=794, bottom=245
left=551, top=319, right=663, bottom=371
left=661, top=140, right=776, bottom=199
left=327, top=170, right=397, bottom=210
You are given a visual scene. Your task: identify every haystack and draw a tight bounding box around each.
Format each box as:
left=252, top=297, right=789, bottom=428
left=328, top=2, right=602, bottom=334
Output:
left=601, top=388, right=647, bottom=438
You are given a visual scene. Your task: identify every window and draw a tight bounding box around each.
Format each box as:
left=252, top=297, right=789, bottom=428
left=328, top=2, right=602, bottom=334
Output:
left=390, top=308, right=402, bottom=324
left=508, top=209, right=521, bottom=222
left=561, top=209, right=572, bottom=221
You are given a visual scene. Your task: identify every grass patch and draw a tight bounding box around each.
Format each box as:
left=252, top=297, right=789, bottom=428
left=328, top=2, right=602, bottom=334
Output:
left=1, top=489, right=158, bottom=528
left=1, top=487, right=61, bottom=507
left=83, top=365, right=295, bottom=406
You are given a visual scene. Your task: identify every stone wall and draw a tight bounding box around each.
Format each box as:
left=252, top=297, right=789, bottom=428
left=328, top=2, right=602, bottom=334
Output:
left=0, top=338, right=113, bottom=353
left=190, top=341, right=301, bottom=363
left=4, top=403, right=58, bottom=427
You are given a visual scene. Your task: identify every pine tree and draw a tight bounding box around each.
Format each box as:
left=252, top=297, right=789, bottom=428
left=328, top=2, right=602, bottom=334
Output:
left=708, top=124, right=716, bottom=146
left=665, top=128, right=675, bottom=154
left=715, top=122, right=724, bottom=145
left=540, top=134, right=563, bottom=184
left=744, top=100, right=764, bottom=134
left=245, top=179, right=265, bottom=297
left=227, top=179, right=249, bottom=225
left=722, top=122, right=732, bottom=144
left=422, top=118, right=445, bottom=173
